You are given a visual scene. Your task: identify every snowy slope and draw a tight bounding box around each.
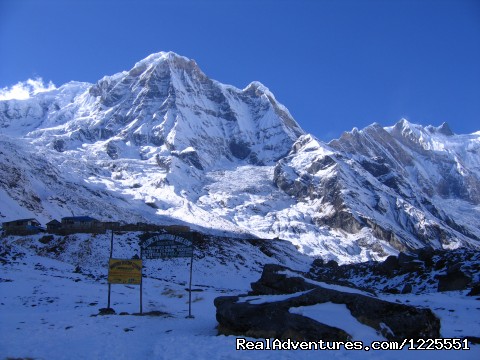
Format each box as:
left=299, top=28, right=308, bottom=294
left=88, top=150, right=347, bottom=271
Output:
left=1, top=233, right=478, bottom=359
left=1, top=52, right=479, bottom=262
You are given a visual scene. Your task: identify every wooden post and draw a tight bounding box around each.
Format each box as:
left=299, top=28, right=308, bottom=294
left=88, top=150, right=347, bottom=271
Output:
left=186, top=241, right=194, bottom=318
left=140, top=246, right=143, bottom=315
left=107, top=284, right=111, bottom=308
left=107, top=230, right=114, bottom=308
left=109, top=229, right=114, bottom=258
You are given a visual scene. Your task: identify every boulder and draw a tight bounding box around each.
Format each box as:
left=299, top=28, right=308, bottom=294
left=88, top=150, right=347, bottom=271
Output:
left=98, top=307, right=115, bottom=315
left=415, top=247, right=435, bottom=264
left=214, top=296, right=350, bottom=341
left=380, top=255, right=399, bottom=275
left=397, top=252, right=424, bottom=273
left=401, top=283, right=413, bottom=294
left=216, top=264, right=440, bottom=341
left=446, top=262, right=462, bottom=274
left=397, top=252, right=415, bottom=265
left=250, top=264, right=316, bottom=295
left=467, top=282, right=480, bottom=296
left=436, top=270, right=472, bottom=292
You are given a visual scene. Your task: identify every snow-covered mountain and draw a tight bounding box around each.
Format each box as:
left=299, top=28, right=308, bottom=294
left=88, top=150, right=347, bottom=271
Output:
left=275, top=122, right=480, bottom=254
left=1, top=51, right=479, bottom=262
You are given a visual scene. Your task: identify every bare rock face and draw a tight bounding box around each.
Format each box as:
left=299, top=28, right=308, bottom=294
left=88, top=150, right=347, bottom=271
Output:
left=436, top=270, right=472, bottom=292
left=309, top=247, right=479, bottom=295
left=214, top=295, right=351, bottom=341
left=214, top=264, right=441, bottom=341
left=249, top=264, right=317, bottom=295
left=467, top=282, right=480, bottom=296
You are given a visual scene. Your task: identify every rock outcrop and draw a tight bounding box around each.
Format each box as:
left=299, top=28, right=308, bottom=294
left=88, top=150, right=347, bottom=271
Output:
left=215, top=264, right=440, bottom=341
left=309, top=248, right=479, bottom=294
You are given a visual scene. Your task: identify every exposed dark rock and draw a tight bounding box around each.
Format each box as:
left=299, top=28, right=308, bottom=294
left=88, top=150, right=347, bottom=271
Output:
left=380, top=255, right=399, bottom=275
left=308, top=248, right=479, bottom=296
left=247, top=152, right=263, bottom=166
left=426, top=122, right=454, bottom=136
left=465, top=336, right=480, bottom=345
left=98, top=307, right=115, bottom=315
left=311, top=258, right=324, bottom=268
left=216, top=264, right=441, bottom=341
left=229, top=139, right=251, bottom=160
left=155, top=155, right=171, bottom=171
left=326, top=260, right=338, bottom=268
left=400, top=260, right=424, bottom=273
left=39, top=235, right=54, bottom=244
left=383, top=287, right=400, bottom=294
left=446, top=262, right=462, bottom=275
left=394, top=252, right=424, bottom=273
left=318, top=210, right=365, bottom=234
left=306, top=155, right=336, bottom=174
left=397, top=252, right=414, bottom=265
left=436, top=270, right=472, bottom=292
left=414, top=247, right=435, bottom=267
left=214, top=295, right=350, bottom=341
left=467, top=282, right=480, bottom=296
left=434, top=257, right=447, bottom=271
left=53, top=138, right=66, bottom=152
left=360, top=158, right=390, bottom=178
left=178, top=149, right=204, bottom=170
left=250, top=264, right=316, bottom=295
left=401, top=283, right=413, bottom=294
left=106, top=141, right=119, bottom=160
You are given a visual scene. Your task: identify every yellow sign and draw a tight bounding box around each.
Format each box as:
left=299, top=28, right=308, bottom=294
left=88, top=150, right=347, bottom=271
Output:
left=108, top=259, right=142, bottom=285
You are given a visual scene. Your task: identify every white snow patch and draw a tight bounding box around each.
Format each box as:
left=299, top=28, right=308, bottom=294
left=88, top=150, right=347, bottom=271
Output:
left=290, top=302, right=385, bottom=342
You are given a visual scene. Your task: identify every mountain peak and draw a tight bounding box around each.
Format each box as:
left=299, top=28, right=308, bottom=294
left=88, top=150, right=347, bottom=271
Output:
left=6, top=51, right=304, bottom=170
left=394, top=118, right=414, bottom=130
left=134, top=51, right=193, bottom=67
left=127, top=51, right=204, bottom=80
left=426, top=122, right=454, bottom=136
left=243, top=81, right=271, bottom=96
left=393, top=119, right=454, bottom=137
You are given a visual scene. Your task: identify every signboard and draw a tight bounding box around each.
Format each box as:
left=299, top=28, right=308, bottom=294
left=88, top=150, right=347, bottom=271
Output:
left=108, top=259, right=142, bottom=285
left=141, top=233, right=193, bottom=259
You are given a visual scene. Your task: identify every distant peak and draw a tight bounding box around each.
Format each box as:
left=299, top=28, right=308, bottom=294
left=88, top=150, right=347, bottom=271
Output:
left=135, top=51, right=191, bottom=66
left=365, top=122, right=384, bottom=131
left=129, top=51, right=202, bottom=78
left=437, top=122, right=454, bottom=136
left=243, top=81, right=274, bottom=98
left=396, top=118, right=412, bottom=128
left=392, top=118, right=424, bottom=136
left=425, top=122, right=454, bottom=136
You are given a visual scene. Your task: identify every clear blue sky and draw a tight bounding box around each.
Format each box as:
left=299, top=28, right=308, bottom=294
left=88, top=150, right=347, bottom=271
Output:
left=1, top=0, right=479, bottom=140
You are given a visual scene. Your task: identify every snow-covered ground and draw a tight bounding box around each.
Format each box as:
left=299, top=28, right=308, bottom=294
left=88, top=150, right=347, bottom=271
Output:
left=1, top=234, right=479, bottom=359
